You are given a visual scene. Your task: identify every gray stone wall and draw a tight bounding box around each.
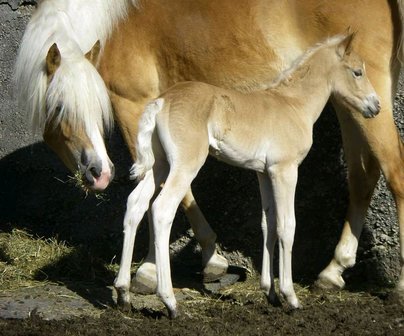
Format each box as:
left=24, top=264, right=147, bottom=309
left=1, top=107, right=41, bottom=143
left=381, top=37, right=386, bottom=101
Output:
left=0, top=1, right=402, bottom=287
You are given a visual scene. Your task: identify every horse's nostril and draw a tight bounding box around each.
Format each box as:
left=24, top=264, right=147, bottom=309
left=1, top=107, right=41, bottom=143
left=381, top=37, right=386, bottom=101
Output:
left=90, top=166, right=102, bottom=178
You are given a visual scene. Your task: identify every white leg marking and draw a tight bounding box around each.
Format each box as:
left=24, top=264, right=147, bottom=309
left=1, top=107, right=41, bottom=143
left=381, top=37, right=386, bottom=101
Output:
left=270, top=164, right=301, bottom=309
left=114, top=170, right=156, bottom=308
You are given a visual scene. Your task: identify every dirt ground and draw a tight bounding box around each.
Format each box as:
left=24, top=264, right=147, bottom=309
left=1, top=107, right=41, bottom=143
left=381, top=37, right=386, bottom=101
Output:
left=0, top=278, right=403, bottom=336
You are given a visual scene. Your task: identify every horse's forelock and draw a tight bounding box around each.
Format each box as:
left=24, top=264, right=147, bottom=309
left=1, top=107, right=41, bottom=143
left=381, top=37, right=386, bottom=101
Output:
left=45, top=57, right=113, bottom=136
left=15, top=0, right=133, bottom=134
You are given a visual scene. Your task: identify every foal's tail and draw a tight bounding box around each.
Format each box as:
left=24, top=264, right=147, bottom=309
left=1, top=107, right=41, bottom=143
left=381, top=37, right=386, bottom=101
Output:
left=130, top=98, right=164, bottom=181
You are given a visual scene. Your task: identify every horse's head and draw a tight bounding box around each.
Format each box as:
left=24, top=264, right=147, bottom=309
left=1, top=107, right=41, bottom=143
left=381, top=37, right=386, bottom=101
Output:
left=331, top=33, right=380, bottom=118
left=42, top=42, right=114, bottom=191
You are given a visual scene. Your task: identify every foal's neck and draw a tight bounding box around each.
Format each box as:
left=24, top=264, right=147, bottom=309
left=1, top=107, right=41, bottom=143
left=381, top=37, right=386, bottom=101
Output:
left=264, top=52, right=334, bottom=126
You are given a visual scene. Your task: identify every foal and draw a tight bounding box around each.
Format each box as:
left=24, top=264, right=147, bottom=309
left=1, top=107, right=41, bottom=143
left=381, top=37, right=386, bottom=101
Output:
left=124, top=33, right=380, bottom=317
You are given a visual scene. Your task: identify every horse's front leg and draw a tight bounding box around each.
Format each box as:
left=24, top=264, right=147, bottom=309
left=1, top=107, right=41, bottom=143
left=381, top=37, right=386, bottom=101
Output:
left=317, top=69, right=404, bottom=297
left=316, top=106, right=381, bottom=290
left=269, top=164, right=301, bottom=309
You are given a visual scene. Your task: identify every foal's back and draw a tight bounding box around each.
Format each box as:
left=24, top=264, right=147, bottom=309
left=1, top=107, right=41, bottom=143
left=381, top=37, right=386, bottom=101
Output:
left=157, top=81, right=312, bottom=171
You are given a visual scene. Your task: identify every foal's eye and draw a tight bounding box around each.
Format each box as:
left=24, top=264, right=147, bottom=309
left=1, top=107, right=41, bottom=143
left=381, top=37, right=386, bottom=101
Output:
left=352, top=69, right=363, bottom=78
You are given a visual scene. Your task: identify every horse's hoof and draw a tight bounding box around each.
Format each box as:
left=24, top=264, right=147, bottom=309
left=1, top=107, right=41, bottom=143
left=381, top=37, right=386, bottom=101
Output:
left=203, top=254, right=229, bottom=283
left=130, top=263, right=157, bottom=294
left=314, top=272, right=345, bottom=291
left=130, top=277, right=157, bottom=294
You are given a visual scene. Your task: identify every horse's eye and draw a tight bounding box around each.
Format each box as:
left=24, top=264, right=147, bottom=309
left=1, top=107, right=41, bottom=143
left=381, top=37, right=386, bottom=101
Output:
left=353, top=69, right=363, bottom=78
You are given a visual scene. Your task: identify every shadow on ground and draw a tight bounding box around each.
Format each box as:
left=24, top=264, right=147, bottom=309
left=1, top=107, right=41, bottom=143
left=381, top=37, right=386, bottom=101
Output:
left=0, top=107, right=394, bottom=308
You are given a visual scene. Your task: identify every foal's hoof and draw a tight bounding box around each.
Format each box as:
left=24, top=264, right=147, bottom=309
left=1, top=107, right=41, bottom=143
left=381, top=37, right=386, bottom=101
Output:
left=266, top=291, right=282, bottom=307
left=116, top=290, right=132, bottom=313
left=168, top=307, right=179, bottom=319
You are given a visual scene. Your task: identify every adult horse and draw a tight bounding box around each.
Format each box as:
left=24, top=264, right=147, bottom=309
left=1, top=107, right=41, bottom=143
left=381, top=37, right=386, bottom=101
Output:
left=16, top=0, right=404, bottom=305
left=98, top=0, right=404, bottom=303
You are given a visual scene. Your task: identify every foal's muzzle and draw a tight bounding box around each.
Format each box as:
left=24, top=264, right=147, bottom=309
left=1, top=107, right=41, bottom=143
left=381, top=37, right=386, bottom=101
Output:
left=362, top=94, right=380, bottom=118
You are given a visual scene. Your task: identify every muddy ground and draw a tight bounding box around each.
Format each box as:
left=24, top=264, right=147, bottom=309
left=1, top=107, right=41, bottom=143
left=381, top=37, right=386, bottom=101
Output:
left=0, top=278, right=403, bottom=335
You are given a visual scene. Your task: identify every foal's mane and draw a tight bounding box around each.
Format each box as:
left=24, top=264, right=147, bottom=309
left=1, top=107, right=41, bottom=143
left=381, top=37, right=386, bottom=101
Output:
left=266, top=34, right=347, bottom=90
left=15, top=0, right=138, bottom=134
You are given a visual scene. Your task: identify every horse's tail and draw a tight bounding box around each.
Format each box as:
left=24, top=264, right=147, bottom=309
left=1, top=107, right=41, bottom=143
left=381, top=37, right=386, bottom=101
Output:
left=130, top=98, right=164, bottom=181
left=397, top=0, right=404, bottom=62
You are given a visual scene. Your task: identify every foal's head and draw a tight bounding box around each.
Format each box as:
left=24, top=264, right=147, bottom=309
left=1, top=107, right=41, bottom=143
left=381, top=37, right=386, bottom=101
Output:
left=330, top=33, right=380, bottom=118
left=42, top=41, right=114, bottom=191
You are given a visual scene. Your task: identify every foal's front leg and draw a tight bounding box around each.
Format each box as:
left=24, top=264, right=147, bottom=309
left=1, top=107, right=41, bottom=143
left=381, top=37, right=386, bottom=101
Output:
left=153, top=169, right=203, bottom=318
left=257, top=172, right=279, bottom=305
left=269, top=164, right=301, bottom=309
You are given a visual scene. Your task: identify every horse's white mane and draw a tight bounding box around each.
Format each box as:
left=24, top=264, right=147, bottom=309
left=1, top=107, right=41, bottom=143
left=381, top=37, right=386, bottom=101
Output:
left=267, top=34, right=348, bottom=89
left=15, top=0, right=138, bottom=134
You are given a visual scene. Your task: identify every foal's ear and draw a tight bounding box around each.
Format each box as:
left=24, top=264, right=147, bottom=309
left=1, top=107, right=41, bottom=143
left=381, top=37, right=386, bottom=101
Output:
left=85, top=40, right=101, bottom=66
left=46, top=43, right=61, bottom=77
left=337, top=32, right=356, bottom=58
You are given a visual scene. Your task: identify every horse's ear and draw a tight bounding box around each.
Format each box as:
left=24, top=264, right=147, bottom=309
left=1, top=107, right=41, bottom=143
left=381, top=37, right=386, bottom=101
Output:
left=337, top=32, right=356, bottom=58
left=46, top=43, right=61, bottom=77
left=85, top=40, right=101, bottom=66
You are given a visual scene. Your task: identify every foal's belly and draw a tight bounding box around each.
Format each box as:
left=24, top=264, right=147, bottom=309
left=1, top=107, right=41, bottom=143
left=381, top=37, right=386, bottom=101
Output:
left=208, top=132, right=268, bottom=173
left=208, top=143, right=267, bottom=173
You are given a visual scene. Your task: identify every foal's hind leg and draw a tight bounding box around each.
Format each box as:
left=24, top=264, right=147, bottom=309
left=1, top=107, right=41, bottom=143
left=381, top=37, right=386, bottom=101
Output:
left=317, top=70, right=404, bottom=294
left=114, top=168, right=164, bottom=310
left=110, top=94, right=226, bottom=292
left=131, top=187, right=229, bottom=294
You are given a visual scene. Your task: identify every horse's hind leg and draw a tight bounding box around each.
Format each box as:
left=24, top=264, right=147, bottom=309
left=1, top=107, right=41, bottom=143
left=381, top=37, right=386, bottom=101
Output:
left=317, top=69, right=404, bottom=295
left=181, top=189, right=229, bottom=282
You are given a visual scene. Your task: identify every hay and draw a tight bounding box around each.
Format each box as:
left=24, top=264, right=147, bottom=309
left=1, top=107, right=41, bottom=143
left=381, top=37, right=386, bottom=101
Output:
left=0, top=229, right=73, bottom=291
left=68, top=170, right=108, bottom=202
